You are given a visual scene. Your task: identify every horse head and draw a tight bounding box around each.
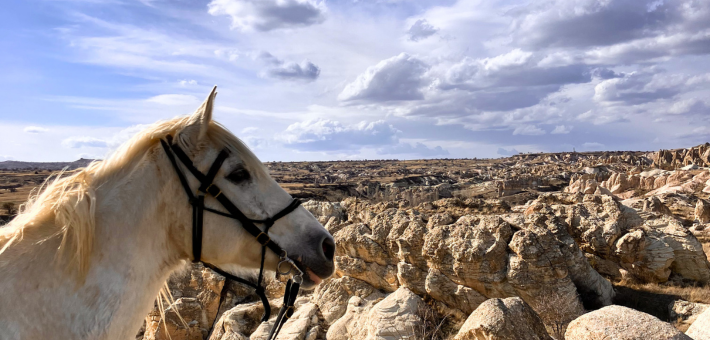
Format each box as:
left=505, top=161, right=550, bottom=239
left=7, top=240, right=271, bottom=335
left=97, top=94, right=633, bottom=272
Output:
left=163, top=87, right=335, bottom=289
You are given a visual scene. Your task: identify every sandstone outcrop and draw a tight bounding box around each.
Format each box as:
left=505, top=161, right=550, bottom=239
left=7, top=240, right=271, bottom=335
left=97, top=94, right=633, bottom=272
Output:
left=565, top=305, right=691, bottom=340
left=453, top=297, right=552, bottom=340
left=697, top=199, right=710, bottom=223
left=326, top=287, right=429, bottom=340
left=524, top=194, right=710, bottom=284
left=686, top=307, right=710, bottom=340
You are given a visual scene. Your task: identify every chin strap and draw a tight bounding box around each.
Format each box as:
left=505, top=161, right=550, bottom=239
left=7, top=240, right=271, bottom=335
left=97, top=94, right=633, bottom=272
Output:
left=160, top=135, right=303, bottom=337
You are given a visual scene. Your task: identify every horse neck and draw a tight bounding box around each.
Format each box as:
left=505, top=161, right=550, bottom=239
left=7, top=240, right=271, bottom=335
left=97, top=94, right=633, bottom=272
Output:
left=82, top=155, right=194, bottom=337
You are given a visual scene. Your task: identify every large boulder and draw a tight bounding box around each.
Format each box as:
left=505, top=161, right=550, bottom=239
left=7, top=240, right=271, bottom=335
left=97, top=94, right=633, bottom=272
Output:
left=326, top=287, right=428, bottom=340
left=565, top=305, right=691, bottom=340
left=687, top=307, right=710, bottom=340
left=453, top=297, right=552, bottom=340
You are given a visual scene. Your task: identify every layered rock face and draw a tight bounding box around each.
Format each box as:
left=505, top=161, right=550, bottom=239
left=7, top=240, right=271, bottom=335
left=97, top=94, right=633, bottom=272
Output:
left=330, top=197, right=615, bottom=320
left=651, top=143, right=710, bottom=170
left=141, top=192, right=710, bottom=340
left=566, top=168, right=710, bottom=200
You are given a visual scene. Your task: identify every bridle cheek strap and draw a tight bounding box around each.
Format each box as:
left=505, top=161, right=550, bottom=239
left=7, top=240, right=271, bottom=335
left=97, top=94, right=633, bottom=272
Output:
left=159, top=136, right=302, bottom=336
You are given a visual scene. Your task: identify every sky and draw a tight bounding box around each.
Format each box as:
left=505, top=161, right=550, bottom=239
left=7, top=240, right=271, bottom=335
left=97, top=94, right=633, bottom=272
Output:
left=1, top=0, right=709, bottom=162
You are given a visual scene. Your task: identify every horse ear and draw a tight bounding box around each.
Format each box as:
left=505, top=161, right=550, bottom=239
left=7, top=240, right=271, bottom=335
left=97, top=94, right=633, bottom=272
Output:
left=179, top=86, right=217, bottom=149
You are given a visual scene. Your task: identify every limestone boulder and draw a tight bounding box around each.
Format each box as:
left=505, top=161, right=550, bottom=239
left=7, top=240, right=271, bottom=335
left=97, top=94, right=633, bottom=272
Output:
left=311, top=276, right=384, bottom=325
left=453, top=297, right=552, bottom=340
left=687, top=307, right=710, bottom=340
left=565, top=305, right=691, bottom=340
left=249, top=300, right=322, bottom=340
left=326, top=287, right=429, bottom=340
left=696, top=199, right=710, bottom=223
left=422, top=215, right=514, bottom=298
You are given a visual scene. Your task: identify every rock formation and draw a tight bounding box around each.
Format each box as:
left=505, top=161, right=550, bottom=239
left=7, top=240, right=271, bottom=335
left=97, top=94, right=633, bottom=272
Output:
left=686, top=307, right=710, bottom=340
left=565, top=305, right=691, bottom=340
left=453, top=297, right=552, bottom=340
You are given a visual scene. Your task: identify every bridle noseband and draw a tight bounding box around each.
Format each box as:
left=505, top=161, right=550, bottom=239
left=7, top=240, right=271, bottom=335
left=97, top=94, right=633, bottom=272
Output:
left=160, top=135, right=302, bottom=340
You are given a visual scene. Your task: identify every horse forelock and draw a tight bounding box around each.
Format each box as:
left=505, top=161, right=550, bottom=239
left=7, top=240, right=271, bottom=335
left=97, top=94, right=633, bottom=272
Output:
left=1, top=114, right=267, bottom=279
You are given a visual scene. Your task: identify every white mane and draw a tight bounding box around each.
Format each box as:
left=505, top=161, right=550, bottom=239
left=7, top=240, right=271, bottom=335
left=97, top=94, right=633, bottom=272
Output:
left=1, top=116, right=267, bottom=280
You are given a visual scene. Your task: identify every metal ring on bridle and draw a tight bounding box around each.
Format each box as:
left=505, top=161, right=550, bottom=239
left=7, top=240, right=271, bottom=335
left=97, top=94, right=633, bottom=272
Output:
left=277, top=259, right=293, bottom=276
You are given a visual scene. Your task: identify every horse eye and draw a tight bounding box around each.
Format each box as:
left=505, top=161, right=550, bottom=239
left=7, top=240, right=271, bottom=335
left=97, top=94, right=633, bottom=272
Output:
left=226, top=166, right=251, bottom=184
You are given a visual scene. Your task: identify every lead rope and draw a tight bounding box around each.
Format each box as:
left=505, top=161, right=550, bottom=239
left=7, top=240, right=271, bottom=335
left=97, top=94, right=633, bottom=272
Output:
left=159, top=136, right=303, bottom=340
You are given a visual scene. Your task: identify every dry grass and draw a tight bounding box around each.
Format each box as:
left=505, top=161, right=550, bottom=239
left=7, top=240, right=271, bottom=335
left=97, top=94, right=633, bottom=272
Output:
left=615, top=279, right=710, bottom=305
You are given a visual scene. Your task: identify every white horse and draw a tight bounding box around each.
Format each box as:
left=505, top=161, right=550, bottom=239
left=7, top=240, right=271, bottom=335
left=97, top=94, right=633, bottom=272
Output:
left=0, top=87, right=335, bottom=340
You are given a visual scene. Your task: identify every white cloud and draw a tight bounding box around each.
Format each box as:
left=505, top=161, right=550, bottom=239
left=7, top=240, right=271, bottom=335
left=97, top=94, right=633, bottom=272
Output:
left=24, top=126, right=49, bottom=133
left=407, top=19, right=438, bottom=42
left=257, top=52, right=320, bottom=81
left=668, top=98, right=710, bottom=115
left=339, top=53, right=429, bottom=102
left=241, top=127, right=260, bottom=134
left=62, top=136, right=109, bottom=149
left=551, top=125, right=573, bottom=134
left=179, top=79, right=197, bottom=86
left=281, top=119, right=400, bottom=152
left=377, top=142, right=449, bottom=157
left=208, top=0, right=326, bottom=32
left=512, top=125, right=545, bottom=136
left=146, top=94, right=199, bottom=106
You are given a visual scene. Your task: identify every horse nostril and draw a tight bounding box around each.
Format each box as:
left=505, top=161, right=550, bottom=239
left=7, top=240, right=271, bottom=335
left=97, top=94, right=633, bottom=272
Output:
left=321, top=237, right=335, bottom=261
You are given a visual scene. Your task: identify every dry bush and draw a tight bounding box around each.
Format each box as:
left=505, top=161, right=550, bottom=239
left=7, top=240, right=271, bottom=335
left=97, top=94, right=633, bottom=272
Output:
left=535, top=289, right=584, bottom=340
left=416, top=304, right=454, bottom=340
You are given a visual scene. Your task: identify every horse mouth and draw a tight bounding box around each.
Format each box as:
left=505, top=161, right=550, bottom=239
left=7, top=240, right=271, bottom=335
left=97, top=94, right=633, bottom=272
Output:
left=291, top=258, right=326, bottom=289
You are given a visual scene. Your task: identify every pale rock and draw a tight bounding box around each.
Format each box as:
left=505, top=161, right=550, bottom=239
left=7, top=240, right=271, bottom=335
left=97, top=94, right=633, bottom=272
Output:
left=335, top=256, right=399, bottom=292
left=302, top=200, right=346, bottom=225
left=326, top=287, right=428, bottom=340
left=644, top=196, right=673, bottom=215
left=208, top=301, right=274, bottom=340
left=311, top=276, right=383, bottom=325
left=453, top=297, right=552, bottom=340
left=687, top=307, right=710, bottom=340
left=249, top=300, right=321, bottom=340
left=696, top=199, right=710, bottom=223
left=422, top=215, right=514, bottom=298
left=506, top=224, right=584, bottom=313
left=424, top=268, right=487, bottom=315
left=565, top=305, right=691, bottom=340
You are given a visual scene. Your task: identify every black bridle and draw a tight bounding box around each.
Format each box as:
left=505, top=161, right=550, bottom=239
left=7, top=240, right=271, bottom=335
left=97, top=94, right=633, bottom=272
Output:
left=160, top=135, right=302, bottom=340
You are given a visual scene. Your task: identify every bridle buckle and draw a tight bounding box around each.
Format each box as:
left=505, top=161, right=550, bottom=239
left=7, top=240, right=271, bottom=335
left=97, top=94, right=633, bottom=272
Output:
left=204, top=183, right=222, bottom=198
left=256, top=232, right=271, bottom=246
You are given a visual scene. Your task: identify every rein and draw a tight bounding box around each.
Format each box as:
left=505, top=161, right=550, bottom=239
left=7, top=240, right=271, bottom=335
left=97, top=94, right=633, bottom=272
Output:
left=160, top=135, right=302, bottom=340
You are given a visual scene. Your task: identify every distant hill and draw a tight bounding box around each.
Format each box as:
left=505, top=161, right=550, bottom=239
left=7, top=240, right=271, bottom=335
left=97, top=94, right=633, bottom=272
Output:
left=0, top=158, right=96, bottom=171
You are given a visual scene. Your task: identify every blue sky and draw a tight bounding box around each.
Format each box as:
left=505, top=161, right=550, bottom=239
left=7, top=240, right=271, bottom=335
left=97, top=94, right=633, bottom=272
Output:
left=1, top=0, right=709, bottom=162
